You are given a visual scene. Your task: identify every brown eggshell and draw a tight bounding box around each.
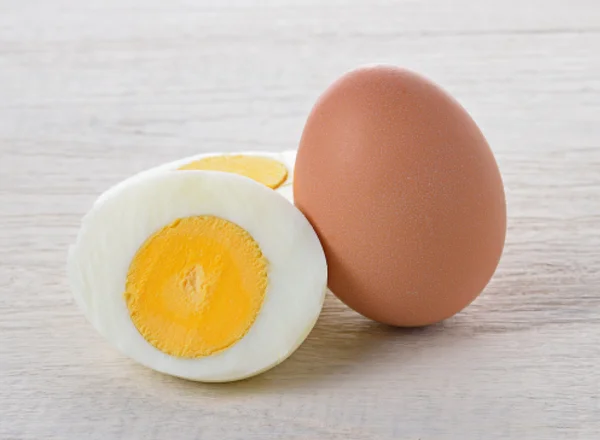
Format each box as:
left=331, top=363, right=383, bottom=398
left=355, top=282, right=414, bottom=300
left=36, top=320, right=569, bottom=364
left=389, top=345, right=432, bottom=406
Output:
left=294, top=66, right=506, bottom=327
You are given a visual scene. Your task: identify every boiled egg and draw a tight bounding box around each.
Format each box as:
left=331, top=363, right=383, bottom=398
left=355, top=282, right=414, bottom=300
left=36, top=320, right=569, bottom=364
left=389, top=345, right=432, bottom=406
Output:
left=68, top=152, right=325, bottom=382
left=294, top=65, right=506, bottom=327
left=134, top=150, right=297, bottom=200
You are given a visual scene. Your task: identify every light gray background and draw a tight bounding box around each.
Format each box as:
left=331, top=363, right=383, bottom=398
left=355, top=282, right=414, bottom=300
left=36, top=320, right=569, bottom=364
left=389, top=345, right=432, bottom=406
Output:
left=1, top=1, right=599, bottom=439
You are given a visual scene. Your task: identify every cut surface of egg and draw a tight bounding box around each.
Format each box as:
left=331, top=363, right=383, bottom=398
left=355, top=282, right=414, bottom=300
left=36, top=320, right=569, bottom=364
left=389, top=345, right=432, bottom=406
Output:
left=136, top=150, right=297, bottom=196
left=144, top=150, right=297, bottom=203
left=138, top=150, right=297, bottom=203
left=68, top=152, right=325, bottom=382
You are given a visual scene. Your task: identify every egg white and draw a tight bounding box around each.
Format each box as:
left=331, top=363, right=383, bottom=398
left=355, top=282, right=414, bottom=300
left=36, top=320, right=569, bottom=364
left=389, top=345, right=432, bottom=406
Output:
left=68, top=169, right=326, bottom=382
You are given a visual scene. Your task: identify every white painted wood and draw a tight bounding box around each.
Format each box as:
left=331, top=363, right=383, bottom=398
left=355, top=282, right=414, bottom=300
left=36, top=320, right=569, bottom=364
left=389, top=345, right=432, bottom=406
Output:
left=1, top=1, right=599, bottom=439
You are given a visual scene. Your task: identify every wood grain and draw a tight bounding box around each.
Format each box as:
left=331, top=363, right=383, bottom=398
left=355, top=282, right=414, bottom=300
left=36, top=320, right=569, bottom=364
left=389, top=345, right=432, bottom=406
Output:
left=1, top=1, right=599, bottom=439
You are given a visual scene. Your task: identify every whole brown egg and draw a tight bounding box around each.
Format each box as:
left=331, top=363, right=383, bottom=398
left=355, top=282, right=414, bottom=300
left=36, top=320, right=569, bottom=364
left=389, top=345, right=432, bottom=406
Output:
left=294, top=66, right=506, bottom=327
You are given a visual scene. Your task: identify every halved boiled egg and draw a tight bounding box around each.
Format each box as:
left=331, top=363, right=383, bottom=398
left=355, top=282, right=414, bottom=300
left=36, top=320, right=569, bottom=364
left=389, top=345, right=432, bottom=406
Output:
left=68, top=152, right=325, bottom=382
left=132, top=150, right=297, bottom=201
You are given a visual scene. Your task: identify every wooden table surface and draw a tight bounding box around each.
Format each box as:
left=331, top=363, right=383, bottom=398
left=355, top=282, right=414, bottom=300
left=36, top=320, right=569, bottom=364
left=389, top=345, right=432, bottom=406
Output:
left=1, top=1, right=599, bottom=439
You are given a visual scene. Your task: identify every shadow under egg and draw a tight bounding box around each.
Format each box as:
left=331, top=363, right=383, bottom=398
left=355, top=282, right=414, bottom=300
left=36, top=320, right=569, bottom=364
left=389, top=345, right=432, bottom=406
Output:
left=137, top=291, right=490, bottom=396
left=194, top=293, right=410, bottom=394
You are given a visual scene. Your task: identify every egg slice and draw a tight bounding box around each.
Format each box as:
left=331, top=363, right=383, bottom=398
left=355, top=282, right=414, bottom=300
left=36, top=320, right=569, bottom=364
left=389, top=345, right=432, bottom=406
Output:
left=68, top=160, right=326, bottom=382
left=130, top=150, right=297, bottom=201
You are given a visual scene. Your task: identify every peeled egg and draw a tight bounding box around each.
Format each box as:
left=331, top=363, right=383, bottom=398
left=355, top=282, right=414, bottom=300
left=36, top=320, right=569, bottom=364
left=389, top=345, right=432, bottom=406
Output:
left=68, top=153, right=326, bottom=382
left=124, top=150, right=297, bottom=201
left=294, top=66, right=507, bottom=327
left=143, top=150, right=297, bottom=203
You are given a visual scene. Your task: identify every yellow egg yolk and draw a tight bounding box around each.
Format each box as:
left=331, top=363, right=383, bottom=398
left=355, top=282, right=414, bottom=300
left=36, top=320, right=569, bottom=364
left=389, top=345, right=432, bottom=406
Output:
left=178, top=155, right=288, bottom=189
left=124, top=216, right=268, bottom=358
